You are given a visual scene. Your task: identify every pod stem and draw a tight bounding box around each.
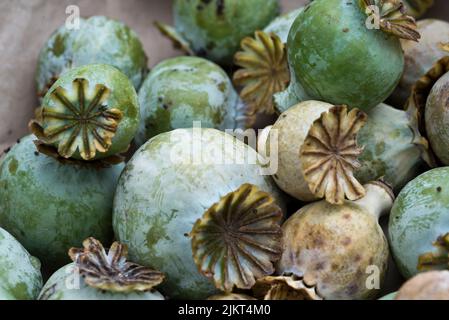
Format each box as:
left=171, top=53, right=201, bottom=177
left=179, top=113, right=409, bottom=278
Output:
left=300, top=105, right=368, bottom=205
left=353, top=180, right=395, bottom=220
left=190, top=184, right=283, bottom=293
left=154, top=22, right=194, bottom=55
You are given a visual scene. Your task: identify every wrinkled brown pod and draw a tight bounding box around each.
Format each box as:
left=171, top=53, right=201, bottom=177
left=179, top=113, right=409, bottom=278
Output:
left=277, top=181, right=393, bottom=299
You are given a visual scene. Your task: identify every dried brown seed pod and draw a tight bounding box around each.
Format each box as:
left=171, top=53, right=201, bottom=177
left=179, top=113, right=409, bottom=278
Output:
left=191, top=184, right=283, bottom=293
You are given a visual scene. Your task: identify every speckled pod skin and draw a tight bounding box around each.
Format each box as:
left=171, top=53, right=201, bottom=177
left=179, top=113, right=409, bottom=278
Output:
left=263, top=7, right=304, bottom=43
left=278, top=183, right=392, bottom=300
left=40, top=64, right=140, bottom=160
left=268, top=101, right=332, bottom=202
left=173, top=0, right=280, bottom=66
left=0, top=135, right=123, bottom=271
left=390, top=19, right=449, bottom=108
left=356, top=104, right=424, bottom=192
left=285, top=0, right=404, bottom=112
left=38, top=263, right=164, bottom=300
left=425, top=72, right=449, bottom=165
left=36, top=16, right=148, bottom=97
left=113, top=128, right=285, bottom=300
left=389, top=168, right=449, bottom=278
left=0, top=228, right=43, bottom=300
left=136, top=56, right=245, bottom=146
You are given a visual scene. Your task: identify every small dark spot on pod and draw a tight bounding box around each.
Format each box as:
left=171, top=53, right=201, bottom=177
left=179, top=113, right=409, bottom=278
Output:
left=162, top=104, right=169, bottom=110
left=34, top=151, right=39, bottom=156
left=3, top=147, right=11, bottom=154
left=437, top=186, right=442, bottom=192
left=16, top=139, right=21, bottom=144
left=342, top=28, right=349, bottom=33
left=184, top=233, right=189, bottom=237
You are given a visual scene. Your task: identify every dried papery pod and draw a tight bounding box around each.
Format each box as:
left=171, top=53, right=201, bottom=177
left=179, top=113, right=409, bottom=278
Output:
left=156, top=0, right=280, bottom=66
left=207, top=293, right=257, bottom=300
left=277, top=182, right=393, bottom=300
left=389, top=19, right=449, bottom=108
left=389, top=167, right=449, bottom=278
left=0, top=135, right=124, bottom=271
left=69, top=237, right=165, bottom=292
left=36, top=16, right=148, bottom=99
left=113, top=128, right=286, bottom=299
left=402, top=0, right=434, bottom=18
left=191, top=184, right=283, bottom=292
left=31, top=64, right=140, bottom=162
left=259, top=101, right=367, bottom=205
left=38, top=238, right=165, bottom=300
left=252, top=275, right=322, bottom=300
left=395, top=271, right=449, bottom=300
left=275, top=0, right=419, bottom=113
left=417, top=233, right=449, bottom=272
left=355, top=103, right=427, bottom=192
left=0, top=227, right=42, bottom=300
left=406, top=56, right=449, bottom=167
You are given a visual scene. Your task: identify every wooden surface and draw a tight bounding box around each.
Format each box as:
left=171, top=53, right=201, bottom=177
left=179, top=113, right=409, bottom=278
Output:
left=0, top=0, right=447, bottom=149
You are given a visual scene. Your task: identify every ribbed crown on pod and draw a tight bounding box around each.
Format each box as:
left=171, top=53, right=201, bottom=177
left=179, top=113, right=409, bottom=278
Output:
left=29, top=78, right=124, bottom=162
left=359, top=0, right=420, bottom=41
left=300, top=106, right=368, bottom=205
left=69, top=238, right=165, bottom=293
left=190, top=184, right=283, bottom=293
left=233, top=31, right=290, bottom=117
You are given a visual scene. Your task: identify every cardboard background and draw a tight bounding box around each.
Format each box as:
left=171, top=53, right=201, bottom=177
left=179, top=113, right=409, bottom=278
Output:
left=1, top=0, right=448, bottom=152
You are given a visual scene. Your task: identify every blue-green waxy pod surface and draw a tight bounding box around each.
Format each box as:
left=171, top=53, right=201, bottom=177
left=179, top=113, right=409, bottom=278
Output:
left=0, top=135, right=124, bottom=271
left=389, top=167, right=449, bottom=278
left=0, top=228, right=43, bottom=300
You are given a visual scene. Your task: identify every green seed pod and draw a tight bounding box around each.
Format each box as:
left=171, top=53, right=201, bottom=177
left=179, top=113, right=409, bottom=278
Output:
left=36, top=16, right=148, bottom=98
left=395, top=271, right=449, bottom=300
left=389, top=167, right=449, bottom=278
left=0, top=227, right=43, bottom=300
left=0, top=135, right=123, bottom=271
left=275, top=0, right=419, bottom=113
left=278, top=182, right=393, bottom=300
left=356, top=103, right=426, bottom=192
left=113, top=128, right=286, bottom=299
left=156, top=0, right=280, bottom=66
left=390, top=19, right=449, bottom=108
left=136, top=56, right=247, bottom=146
left=30, top=64, right=140, bottom=161
left=38, top=238, right=165, bottom=300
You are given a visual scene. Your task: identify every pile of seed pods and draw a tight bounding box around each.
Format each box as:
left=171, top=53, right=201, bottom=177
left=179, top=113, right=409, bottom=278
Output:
left=1, top=0, right=449, bottom=300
